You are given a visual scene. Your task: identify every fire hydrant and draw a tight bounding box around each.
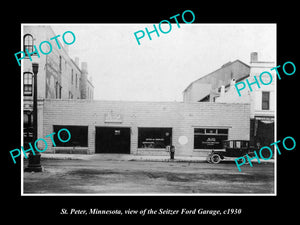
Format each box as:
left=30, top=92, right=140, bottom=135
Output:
left=170, top=145, right=175, bottom=160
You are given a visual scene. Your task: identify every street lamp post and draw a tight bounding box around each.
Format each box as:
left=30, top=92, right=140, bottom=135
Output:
left=24, top=62, right=43, bottom=172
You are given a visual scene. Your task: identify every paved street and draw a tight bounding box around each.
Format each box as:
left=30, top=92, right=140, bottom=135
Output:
left=23, top=158, right=274, bottom=194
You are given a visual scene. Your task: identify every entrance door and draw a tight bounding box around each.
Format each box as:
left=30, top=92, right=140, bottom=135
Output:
left=95, top=127, right=131, bottom=154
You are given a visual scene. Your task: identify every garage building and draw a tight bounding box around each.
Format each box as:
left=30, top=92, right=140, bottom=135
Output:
left=38, top=99, right=250, bottom=157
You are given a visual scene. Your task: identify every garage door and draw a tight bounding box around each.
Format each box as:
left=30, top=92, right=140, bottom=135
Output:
left=95, top=127, right=131, bottom=154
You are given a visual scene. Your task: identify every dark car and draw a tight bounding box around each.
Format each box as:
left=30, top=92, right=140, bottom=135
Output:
left=206, top=140, right=254, bottom=164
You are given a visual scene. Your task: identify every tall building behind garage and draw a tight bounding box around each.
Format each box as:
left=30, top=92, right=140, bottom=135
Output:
left=182, top=52, right=275, bottom=156
left=183, top=60, right=250, bottom=102
left=22, top=25, right=94, bottom=147
left=215, top=52, right=275, bottom=154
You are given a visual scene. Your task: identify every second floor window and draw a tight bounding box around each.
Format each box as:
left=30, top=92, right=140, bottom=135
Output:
left=59, top=56, right=62, bottom=73
left=71, top=69, right=74, bottom=84
left=23, top=34, right=34, bottom=56
left=24, top=72, right=33, bottom=96
left=55, top=81, right=62, bottom=99
left=262, top=91, right=270, bottom=110
left=76, top=74, right=78, bottom=87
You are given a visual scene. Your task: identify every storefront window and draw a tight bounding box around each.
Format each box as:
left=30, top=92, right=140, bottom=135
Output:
left=206, top=129, right=217, bottom=134
left=218, top=129, right=228, bottom=134
left=194, top=128, right=205, bottom=134
left=53, top=125, right=88, bottom=147
left=138, top=128, right=172, bottom=149
left=194, top=128, right=229, bottom=149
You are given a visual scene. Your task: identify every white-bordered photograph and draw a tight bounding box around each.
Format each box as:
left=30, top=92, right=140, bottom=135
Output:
left=20, top=23, right=276, bottom=196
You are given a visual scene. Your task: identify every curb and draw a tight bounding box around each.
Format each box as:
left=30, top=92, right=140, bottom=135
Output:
left=128, top=158, right=206, bottom=163
left=31, top=154, right=275, bottom=164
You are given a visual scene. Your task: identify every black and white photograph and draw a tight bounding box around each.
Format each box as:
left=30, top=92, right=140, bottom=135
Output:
left=21, top=23, right=276, bottom=195
left=4, top=4, right=298, bottom=221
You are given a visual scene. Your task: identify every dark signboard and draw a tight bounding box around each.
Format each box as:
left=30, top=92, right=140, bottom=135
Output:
left=194, top=134, right=228, bottom=149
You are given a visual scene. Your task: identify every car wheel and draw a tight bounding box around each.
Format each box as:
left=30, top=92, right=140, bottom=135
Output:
left=210, top=154, right=222, bottom=164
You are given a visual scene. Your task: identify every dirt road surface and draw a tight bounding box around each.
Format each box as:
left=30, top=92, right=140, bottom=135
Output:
left=23, top=159, right=274, bottom=194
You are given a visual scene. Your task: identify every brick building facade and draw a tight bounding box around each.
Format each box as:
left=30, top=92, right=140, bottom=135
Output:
left=38, top=99, right=250, bottom=157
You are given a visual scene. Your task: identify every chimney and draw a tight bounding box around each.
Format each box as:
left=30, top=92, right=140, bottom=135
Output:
left=230, top=78, right=236, bottom=87
left=81, top=62, right=88, bottom=73
left=75, top=57, right=79, bottom=67
left=250, top=52, right=258, bottom=63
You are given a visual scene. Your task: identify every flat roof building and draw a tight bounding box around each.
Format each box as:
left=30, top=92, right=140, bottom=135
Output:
left=39, top=99, right=250, bottom=157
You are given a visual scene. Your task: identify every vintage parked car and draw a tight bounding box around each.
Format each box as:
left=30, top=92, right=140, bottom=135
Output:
left=206, top=140, right=254, bottom=164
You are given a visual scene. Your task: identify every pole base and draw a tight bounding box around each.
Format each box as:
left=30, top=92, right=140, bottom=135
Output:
left=24, top=166, right=43, bottom=172
left=24, top=154, right=43, bottom=172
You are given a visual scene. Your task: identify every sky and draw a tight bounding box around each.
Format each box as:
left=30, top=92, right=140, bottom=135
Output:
left=52, top=24, right=276, bottom=102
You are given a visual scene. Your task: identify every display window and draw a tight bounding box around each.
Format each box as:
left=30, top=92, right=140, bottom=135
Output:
left=138, top=128, right=172, bottom=149
left=194, top=128, right=228, bottom=149
left=53, top=125, right=88, bottom=147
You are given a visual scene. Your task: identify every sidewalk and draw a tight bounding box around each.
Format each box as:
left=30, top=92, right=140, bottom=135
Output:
left=35, top=153, right=274, bottom=163
left=36, top=153, right=206, bottom=162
